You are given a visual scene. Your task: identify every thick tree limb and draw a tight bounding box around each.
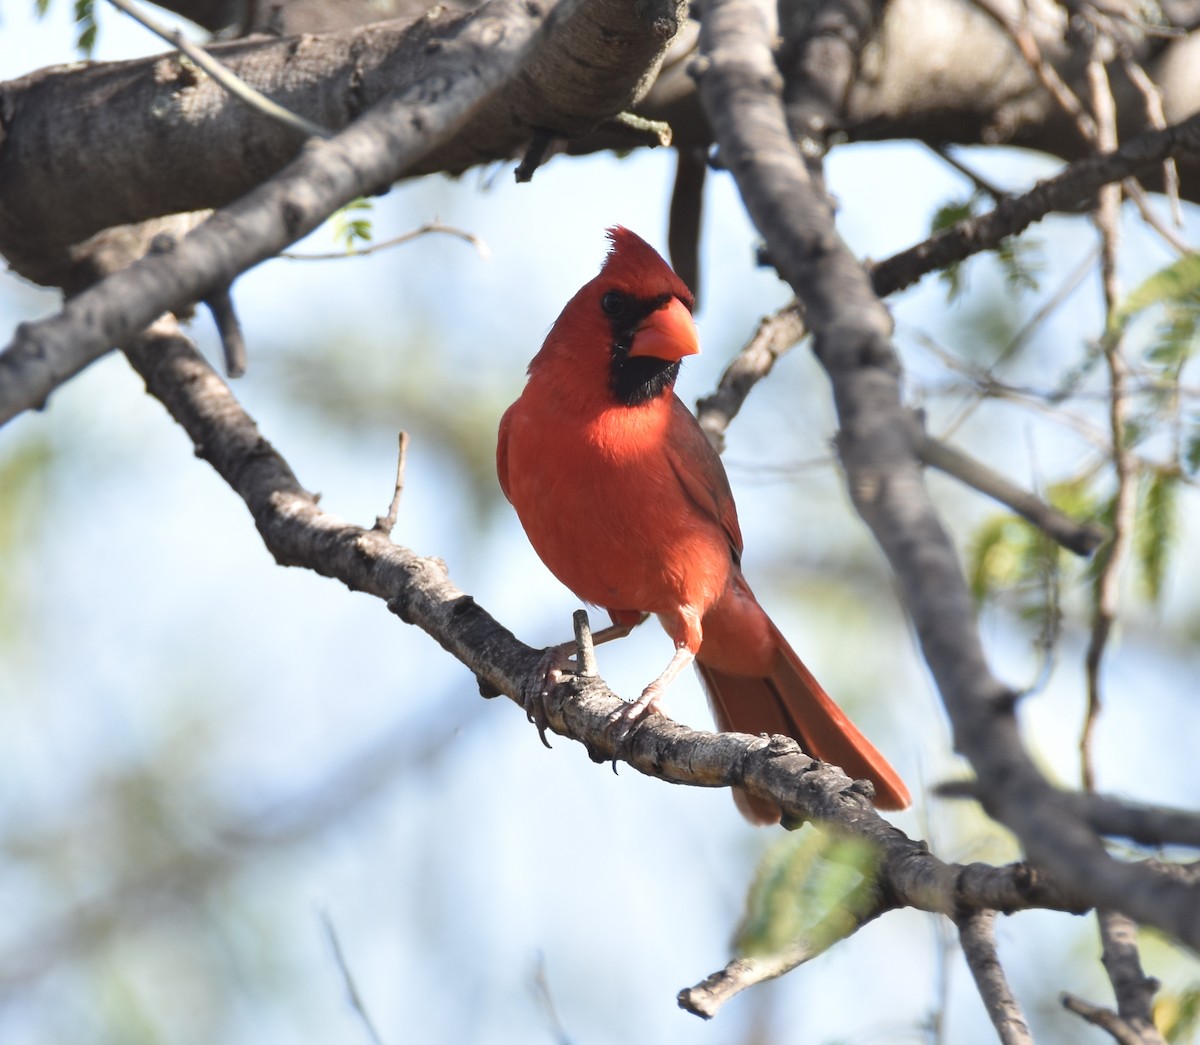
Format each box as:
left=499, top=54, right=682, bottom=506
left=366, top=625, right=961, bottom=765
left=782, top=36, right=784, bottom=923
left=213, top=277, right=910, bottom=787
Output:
left=694, top=0, right=1200, bottom=955
left=0, top=0, right=682, bottom=285
left=0, top=0, right=685, bottom=426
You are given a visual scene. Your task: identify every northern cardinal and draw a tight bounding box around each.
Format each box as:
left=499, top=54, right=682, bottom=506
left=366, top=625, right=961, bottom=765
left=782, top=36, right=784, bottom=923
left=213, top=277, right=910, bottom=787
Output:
left=496, top=227, right=909, bottom=822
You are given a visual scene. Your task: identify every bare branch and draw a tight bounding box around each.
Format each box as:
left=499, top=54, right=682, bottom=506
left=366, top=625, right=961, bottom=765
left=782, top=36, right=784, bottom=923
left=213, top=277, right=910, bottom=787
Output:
left=696, top=303, right=805, bottom=450
left=956, top=910, right=1034, bottom=1045
left=869, top=109, right=1200, bottom=297
left=320, top=910, right=388, bottom=1045
left=0, top=0, right=590, bottom=426
left=694, top=0, right=1200, bottom=952
left=280, top=220, right=490, bottom=262
left=105, top=0, right=334, bottom=140
left=916, top=425, right=1107, bottom=556
left=679, top=881, right=888, bottom=1018
left=1061, top=991, right=1153, bottom=1045
left=1096, top=910, right=1167, bottom=1044
left=373, top=431, right=410, bottom=536
left=203, top=286, right=248, bottom=378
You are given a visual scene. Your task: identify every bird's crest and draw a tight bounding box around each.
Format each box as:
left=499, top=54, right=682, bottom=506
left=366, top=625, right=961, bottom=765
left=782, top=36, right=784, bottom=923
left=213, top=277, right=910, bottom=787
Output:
left=602, top=226, right=694, bottom=308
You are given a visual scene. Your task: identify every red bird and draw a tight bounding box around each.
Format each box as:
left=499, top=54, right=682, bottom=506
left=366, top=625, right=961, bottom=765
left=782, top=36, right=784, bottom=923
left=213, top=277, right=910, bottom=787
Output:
left=497, top=227, right=909, bottom=822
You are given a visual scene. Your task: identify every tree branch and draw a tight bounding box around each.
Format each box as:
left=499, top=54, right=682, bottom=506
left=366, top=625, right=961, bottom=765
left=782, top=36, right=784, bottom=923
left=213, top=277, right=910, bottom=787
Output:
left=957, top=909, right=1034, bottom=1045
left=0, top=0, right=617, bottom=426
left=0, top=0, right=683, bottom=286
left=694, top=0, right=1200, bottom=955
left=868, top=107, right=1200, bottom=297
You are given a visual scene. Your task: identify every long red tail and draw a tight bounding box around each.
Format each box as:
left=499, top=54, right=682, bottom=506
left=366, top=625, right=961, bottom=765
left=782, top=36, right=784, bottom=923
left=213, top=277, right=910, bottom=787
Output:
left=697, top=625, right=910, bottom=823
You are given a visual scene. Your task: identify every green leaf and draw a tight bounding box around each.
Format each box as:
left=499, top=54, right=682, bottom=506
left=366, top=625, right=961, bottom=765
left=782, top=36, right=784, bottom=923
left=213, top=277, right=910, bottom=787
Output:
left=1115, top=253, right=1200, bottom=332
left=736, top=827, right=880, bottom=959
left=35, top=0, right=53, bottom=16
left=1156, top=983, right=1200, bottom=1044
left=932, top=196, right=978, bottom=302
left=1136, top=469, right=1178, bottom=606
left=73, top=0, right=97, bottom=56
left=330, top=197, right=374, bottom=252
left=996, top=233, right=1042, bottom=295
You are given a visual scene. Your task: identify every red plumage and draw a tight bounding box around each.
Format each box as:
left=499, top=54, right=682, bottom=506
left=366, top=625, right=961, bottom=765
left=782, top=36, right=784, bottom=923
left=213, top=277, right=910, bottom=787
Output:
left=497, top=227, right=909, bottom=822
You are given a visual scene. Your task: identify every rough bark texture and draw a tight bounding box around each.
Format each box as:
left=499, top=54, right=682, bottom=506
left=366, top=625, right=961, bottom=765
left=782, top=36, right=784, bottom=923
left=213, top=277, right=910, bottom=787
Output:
left=4, top=0, right=1200, bottom=286
left=0, top=0, right=684, bottom=285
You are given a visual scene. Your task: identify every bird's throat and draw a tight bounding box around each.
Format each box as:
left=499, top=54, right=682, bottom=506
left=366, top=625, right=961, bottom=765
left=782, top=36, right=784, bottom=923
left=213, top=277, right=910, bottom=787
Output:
left=610, top=355, right=679, bottom=407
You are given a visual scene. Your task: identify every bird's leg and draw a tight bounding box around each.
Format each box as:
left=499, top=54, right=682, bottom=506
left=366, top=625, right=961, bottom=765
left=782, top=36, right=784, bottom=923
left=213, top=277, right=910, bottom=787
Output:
left=524, top=613, right=648, bottom=747
left=607, top=643, right=696, bottom=735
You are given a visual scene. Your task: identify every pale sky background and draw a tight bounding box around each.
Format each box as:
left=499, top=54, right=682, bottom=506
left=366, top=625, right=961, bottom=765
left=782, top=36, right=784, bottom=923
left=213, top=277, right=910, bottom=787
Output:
left=2, top=4, right=1199, bottom=1044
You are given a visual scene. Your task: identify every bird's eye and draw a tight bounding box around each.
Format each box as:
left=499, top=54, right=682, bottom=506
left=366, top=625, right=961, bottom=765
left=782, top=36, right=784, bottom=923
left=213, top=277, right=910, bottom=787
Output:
left=601, top=291, right=626, bottom=317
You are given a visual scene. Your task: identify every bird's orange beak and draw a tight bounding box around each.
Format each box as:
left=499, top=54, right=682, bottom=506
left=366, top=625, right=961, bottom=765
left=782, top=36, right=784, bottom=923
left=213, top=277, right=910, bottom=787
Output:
left=628, top=296, right=700, bottom=362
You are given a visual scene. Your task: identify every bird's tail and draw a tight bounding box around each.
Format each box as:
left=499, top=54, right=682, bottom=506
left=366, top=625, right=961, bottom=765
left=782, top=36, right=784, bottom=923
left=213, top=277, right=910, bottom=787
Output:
left=697, top=625, right=910, bottom=823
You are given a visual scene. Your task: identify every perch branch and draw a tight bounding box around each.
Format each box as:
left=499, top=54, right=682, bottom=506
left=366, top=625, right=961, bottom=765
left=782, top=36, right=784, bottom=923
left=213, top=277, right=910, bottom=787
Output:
left=118, top=317, right=1100, bottom=1018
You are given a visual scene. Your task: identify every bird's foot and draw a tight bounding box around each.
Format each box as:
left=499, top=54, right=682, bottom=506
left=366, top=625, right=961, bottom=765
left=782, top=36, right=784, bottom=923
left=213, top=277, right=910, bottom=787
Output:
left=606, top=682, right=668, bottom=742
left=523, top=643, right=577, bottom=748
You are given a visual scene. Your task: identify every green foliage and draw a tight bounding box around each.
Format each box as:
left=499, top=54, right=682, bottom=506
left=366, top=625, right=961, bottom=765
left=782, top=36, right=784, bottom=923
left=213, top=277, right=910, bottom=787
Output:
left=931, top=193, right=1041, bottom=302
left=1115, top=252, right=1200, bottom=336
left=74, top=0, right=96, bottom=54
left=973, top=462, right=1184, bottom=635
left=1157, top=982, right=1200, bottom=1044
left=330, top=198, right=374, bottom=252
left=1135, top=469, right=1178, bottom=606
left=967, top=478, right=1109, bottom=663
left=736, top=827, right=880, bottom=959
left=33, top=0, right=97, bottom=53
left=932, top=197, right=976, bottom=301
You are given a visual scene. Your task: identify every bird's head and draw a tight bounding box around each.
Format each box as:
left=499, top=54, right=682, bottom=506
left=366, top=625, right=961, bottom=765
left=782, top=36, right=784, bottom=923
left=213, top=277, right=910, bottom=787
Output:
left=535, top=227, right=699, bottom=408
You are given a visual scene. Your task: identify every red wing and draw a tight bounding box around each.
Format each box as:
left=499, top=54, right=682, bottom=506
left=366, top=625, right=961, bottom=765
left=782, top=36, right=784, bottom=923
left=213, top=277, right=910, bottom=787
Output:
left=665, top=395, right=744, bottom=562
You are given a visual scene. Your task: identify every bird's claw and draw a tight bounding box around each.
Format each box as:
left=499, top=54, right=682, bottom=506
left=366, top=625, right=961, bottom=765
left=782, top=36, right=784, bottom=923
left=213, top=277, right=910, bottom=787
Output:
left=605, top=684, right=668, bottom=743
left=523, top=646, right=577, bottom=748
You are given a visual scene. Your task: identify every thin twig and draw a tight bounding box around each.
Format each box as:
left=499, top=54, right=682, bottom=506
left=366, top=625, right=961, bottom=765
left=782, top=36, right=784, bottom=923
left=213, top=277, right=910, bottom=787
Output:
left=1119, top=52, right=1182, bottom=227
left=530, top=953, right=573, bottom=1045
left=320, top=909, right=387, bottom=1045
left=1061, top=992, right=1147, bottom=1045
left=282, top=221, right=491, bottom=262
left=917, top=426, right=1107, bottom=556
left=929, top=143, right=1011, bottom=200
left=1080, top=46, right=1135, bottom=797
left=695, top=303, right=806, bottom=450
left=105, top=0, right=332, bottom=141
left=679, top=884, right=892, bottom=1018
left=204, top=287, right=247, bottom=378
left=374, top=431, right=410, bottom=536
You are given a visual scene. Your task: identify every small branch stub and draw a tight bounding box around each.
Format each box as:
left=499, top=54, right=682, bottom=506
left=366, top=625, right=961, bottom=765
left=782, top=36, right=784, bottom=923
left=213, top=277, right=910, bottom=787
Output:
left=374, top=431, right=410, bottom=536
left=573, top=609, right=598, bottom=678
